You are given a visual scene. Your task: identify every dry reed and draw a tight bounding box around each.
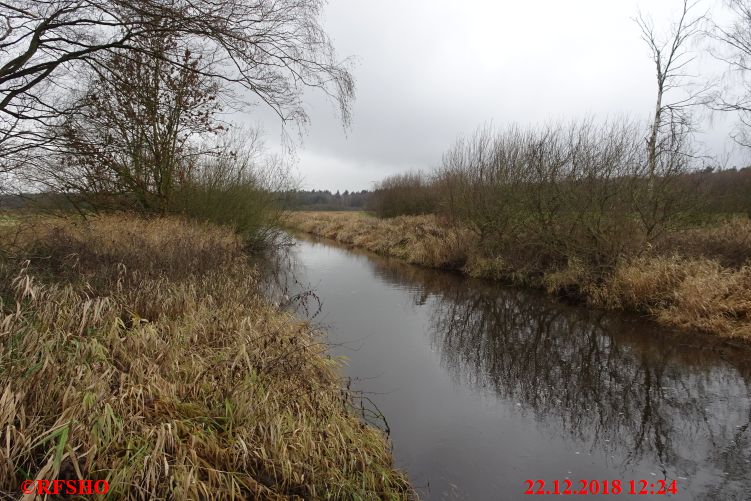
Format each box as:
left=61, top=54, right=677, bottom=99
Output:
left=284, top=212, right=474, bottom=271
left=0, top=215, right=413, bottom=500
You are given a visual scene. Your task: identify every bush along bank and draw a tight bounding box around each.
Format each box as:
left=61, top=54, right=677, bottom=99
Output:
left=285, top=211, right=751, bottom=342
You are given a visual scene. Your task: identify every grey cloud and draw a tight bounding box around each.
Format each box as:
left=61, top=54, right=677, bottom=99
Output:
left=240, top=0, right=740, bottom=191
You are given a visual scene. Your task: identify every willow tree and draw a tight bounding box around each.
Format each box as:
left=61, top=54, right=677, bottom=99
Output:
left=0, top=0, right=354, bottom=174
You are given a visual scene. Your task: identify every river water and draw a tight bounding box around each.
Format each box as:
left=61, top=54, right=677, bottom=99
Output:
left=275, top=233, right=751, bottom=500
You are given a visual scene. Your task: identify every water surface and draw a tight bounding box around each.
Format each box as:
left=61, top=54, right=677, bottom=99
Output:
left=277, top=234, right=751, bottom=500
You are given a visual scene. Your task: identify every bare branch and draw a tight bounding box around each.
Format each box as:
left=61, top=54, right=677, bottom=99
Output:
left=0, top=0, right=354, bottom=175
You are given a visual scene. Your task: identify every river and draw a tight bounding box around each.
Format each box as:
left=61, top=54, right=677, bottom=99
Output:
left=273, top=233, right=751, bottom=500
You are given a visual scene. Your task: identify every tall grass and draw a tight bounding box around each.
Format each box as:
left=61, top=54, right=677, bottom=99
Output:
left=593, top=256, right=751, bottom=339
left=0, top=215, right=413, bottom=499
left=285, top=211, right=474, bottom=271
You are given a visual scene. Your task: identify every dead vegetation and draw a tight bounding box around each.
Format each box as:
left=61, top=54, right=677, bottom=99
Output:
left=593, top=256, right=751, bottom=339
left=286, top=211, right=751, bottom=341
left=285, top=211, right=475, bottom=271
left=0, top=215, right=412, bottom=500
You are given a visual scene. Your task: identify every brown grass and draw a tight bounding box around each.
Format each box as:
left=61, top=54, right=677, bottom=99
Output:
left=657, top=217, right=751, bottom=268
left=284, top=212, right=475, bottom=271
left=0, top=214, right=413, bottom=500
left=594, top=257, right=751, bottom=339
left=286, top=211, right=751, bottom=342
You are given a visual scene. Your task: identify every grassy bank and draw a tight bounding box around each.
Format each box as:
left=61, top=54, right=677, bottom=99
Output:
left=285, top=211, right=751, bottom=342
left=0, top=214, right=412, bottom=499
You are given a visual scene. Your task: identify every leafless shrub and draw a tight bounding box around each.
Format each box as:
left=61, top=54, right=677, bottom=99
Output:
left=368, top=171, right=438, bottom=218
left=434, top=119, right=696, bottom=283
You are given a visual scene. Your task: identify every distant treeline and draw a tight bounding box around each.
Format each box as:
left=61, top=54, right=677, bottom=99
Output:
left=0, top=193, right=72, bottom=209
left=692, top=167, right=751, bottom=214
left=282, top=189, right=371, bottom=211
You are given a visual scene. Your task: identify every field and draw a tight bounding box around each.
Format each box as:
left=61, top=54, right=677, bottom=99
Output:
left=285, top=211, right=751, bottom=341
left=0, top=214, right=412, bottom=500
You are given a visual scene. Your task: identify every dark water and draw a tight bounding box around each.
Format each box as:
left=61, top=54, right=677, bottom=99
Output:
left=275, top=234, right=751, bottom=500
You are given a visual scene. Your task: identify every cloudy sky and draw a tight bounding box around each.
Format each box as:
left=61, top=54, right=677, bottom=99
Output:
left=240, top=0, right=742, bottom=192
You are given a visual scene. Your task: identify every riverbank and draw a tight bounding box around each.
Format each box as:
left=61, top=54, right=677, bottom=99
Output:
left=0, top=214, right=412, bottom=499
left=285, top=211, right=751, bottom=342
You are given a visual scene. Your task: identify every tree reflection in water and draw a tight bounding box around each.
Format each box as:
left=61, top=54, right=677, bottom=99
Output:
left=369, top=255, right=751, bottom=497
left=279, top=236, right=751, bottom=499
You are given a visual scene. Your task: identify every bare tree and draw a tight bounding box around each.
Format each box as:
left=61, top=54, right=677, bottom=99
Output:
left=635, top=0, right=707, bottom=180
left=42, top=31, right=222, bottom=213
left=633, top=0, right=710, bottom=240
left=708, top=0, right=751, bottom=151
left=0, top=0, right=354, bottom=173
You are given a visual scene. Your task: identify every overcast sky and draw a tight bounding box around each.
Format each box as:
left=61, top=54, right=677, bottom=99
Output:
left=239, top=0, right=743, bottom=192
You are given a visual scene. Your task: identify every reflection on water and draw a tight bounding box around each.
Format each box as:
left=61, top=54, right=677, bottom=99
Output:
left=278, top=233, right=751, bottom=500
